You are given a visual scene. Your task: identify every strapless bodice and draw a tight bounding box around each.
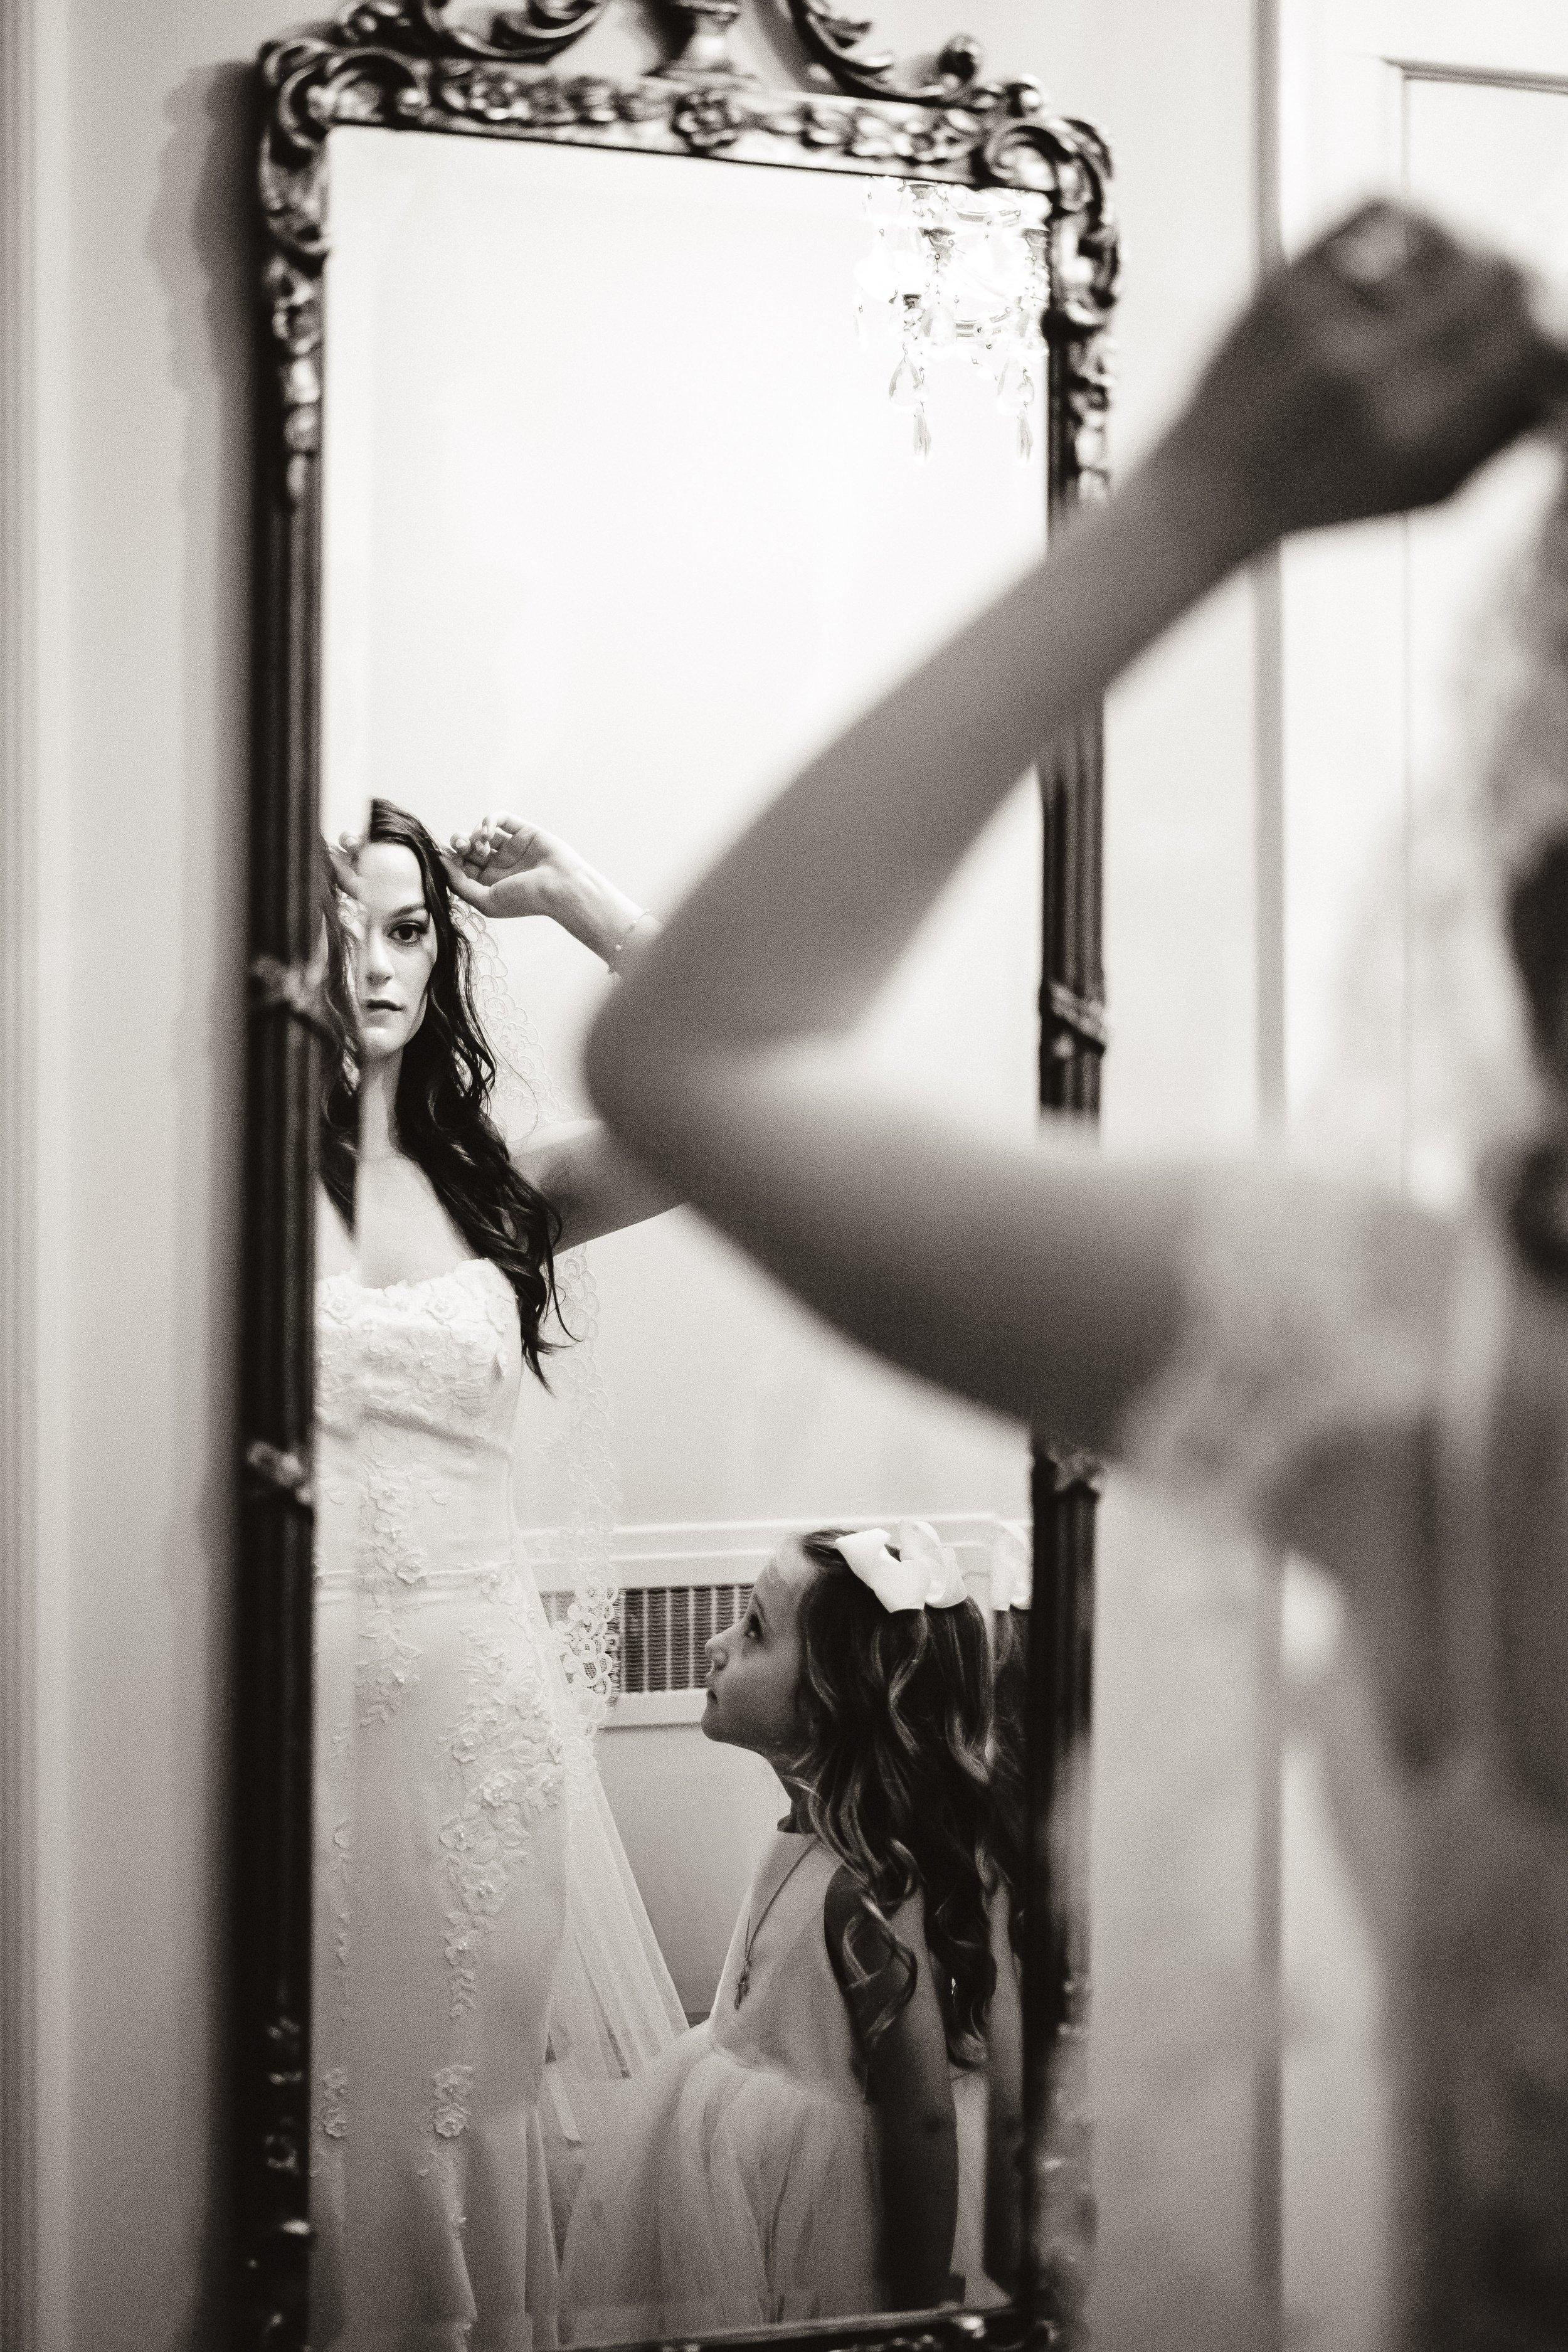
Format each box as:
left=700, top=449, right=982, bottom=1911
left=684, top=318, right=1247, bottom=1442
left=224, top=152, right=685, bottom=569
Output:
left=317, top=1257, right=521, bottom=1447
left=314, top=1259, right=525, bottom=1602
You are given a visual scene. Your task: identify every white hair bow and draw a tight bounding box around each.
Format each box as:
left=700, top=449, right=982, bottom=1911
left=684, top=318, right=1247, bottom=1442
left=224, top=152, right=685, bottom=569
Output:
left=834, top=1520, right=968, bottom=1614
left=988, top=1521, right=1032, bottom=1613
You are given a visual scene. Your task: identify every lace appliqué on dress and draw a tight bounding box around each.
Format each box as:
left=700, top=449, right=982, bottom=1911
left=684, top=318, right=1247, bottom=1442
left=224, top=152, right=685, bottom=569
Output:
left=417, top=2063, right=476, bottom=2240
left=312, top=2062, right=350, bottom=2210
left=397, top=1264, right=515, bottom=1426
left=438, top=1601, right=567, bottom=2019
left=544, top=1245, right=622, bottom=1735
left=320, top=2065, right=350, bottom=2143
left=1120, top=1172, right=1436, bottom=1538
left=355, top=1429, right=436, bottom=1725
left=326, top=1805, right=352, bottom=2011
left=314, top=1277, right=361, bottom=1441
left=430, top=2063, right=473, bottom=2143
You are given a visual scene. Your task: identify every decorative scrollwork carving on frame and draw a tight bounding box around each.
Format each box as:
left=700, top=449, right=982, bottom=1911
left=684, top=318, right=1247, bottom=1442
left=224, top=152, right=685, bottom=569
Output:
left=260, top=2011, right=310, bottom=2180
left=334, top=0, right=616, bottom=64
left=784, top=0, right=988, bottom=109
left=248, top=950, right=337, bottom=1046
left=245, top=1439, right=316, bottom=1509
left=255, top=3, right=1120, bottom=508
left=983, top=114, right=1118, bottom=503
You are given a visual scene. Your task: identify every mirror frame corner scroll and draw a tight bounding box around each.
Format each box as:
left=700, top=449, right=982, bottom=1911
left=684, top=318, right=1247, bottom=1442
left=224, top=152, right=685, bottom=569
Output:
left=236, top=6, right=1118, bottom=2344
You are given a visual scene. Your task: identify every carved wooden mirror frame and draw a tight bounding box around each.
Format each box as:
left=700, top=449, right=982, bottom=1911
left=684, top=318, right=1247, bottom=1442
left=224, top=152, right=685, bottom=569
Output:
left=237, top=4, right=1117, bottom=2343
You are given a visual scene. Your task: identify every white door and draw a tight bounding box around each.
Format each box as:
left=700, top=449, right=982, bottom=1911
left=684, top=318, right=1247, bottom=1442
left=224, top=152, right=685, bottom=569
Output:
left=1281, top=1, right=1568, bottom=1197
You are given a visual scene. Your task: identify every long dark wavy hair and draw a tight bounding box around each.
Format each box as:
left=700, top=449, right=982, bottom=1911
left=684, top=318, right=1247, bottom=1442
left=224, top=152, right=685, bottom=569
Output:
left=790, top=1530, right=1001, bottom=2068
left=319, top=798, right=562, bottom=1379
left=988, top=1601, right=1029, bottom=1965
left=1482, top=482, right=1568, bottom=1276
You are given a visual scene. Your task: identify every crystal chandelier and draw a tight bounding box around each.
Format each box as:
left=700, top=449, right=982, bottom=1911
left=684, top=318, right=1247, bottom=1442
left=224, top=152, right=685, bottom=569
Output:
left=854, top=180, right=1049, bottom=462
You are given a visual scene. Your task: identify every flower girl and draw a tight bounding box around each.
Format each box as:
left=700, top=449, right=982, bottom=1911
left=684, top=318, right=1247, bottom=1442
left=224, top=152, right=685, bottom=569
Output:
left=559, top=1521, right=1013, bottom=2336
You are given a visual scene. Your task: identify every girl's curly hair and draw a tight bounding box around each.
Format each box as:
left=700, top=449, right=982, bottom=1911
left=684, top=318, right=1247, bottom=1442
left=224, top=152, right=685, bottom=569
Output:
left=317, top=798, right=562, bottom=1379
left=790, top=1530, right=1001, bottom=2068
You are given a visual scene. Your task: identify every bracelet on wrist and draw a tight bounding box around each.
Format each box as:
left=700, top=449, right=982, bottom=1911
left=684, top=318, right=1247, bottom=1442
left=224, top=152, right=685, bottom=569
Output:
left=605, top=911, right=660, bottom=977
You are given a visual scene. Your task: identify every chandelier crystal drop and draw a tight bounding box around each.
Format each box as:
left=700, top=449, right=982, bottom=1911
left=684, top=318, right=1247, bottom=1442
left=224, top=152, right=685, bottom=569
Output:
left=855, top=179, right=1049, bottom=463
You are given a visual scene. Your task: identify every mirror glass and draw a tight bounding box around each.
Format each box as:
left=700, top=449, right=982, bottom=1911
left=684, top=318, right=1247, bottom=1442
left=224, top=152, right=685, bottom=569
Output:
left=312, top=121, right=1045, bottom=2347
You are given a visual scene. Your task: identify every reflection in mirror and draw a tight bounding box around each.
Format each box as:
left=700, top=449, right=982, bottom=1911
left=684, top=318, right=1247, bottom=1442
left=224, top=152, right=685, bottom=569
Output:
left=309, top=124, right=1044, bottom=2348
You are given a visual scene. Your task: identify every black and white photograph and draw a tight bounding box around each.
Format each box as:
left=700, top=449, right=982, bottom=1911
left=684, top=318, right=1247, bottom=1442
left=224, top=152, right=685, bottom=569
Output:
left=4, top=5, right=1568, bottom=2349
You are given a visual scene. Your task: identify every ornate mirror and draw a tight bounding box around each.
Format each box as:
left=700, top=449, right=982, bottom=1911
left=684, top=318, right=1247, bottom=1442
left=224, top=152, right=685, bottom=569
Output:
left=237, top=5, right=1115, bottom=2344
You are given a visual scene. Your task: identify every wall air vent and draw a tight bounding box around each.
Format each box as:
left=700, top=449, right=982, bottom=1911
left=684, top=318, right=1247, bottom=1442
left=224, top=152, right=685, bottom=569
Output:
left=542, top=1584, right=751, bottom=1697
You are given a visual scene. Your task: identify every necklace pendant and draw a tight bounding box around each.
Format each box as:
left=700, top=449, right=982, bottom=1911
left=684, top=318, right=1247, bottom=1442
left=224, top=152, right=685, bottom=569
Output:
left=734, top=1964, right=751, bottom=2009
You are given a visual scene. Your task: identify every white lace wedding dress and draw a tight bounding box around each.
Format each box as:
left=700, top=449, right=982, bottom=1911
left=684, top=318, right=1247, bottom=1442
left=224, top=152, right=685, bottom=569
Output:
left=1123, top=1177, right=1568, bottom=2346
left=310, top=1256, right=685, bottom=2351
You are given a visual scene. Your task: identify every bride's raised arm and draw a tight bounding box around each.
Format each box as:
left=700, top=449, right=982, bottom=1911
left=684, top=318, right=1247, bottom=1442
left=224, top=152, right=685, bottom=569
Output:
left=582, top=203, right=1565, bottom=1466
left=441, top=813, right=679, bottom=1251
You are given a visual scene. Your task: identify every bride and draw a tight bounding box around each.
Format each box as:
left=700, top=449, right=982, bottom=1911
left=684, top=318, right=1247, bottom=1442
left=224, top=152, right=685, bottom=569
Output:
left=580, top=204, right=1568, bottom=2344
left=311, top=797, right=684, bottom=2350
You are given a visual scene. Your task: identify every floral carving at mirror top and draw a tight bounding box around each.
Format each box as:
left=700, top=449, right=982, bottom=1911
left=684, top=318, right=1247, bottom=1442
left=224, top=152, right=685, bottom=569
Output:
left=239, top=4, right=1117, bottom=2348
left=257, top=1, right=1116, bottom=504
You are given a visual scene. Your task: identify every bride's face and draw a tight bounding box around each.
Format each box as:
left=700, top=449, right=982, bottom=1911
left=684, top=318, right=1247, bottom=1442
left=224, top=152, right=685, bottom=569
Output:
left=353, top=842, right=440, bottom=1064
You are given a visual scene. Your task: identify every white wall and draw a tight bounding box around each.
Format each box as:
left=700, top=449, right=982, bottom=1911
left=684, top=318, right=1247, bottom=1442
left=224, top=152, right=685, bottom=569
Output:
left=21, top=6, right=298, bottom=2346
left=9, top=3, right=1267, bottom=2346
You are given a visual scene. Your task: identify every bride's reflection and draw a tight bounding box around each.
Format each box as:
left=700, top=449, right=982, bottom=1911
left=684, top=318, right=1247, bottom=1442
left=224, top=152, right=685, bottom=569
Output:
left=310, top=798, right=1023, bottom=2347
left=311, top=798, right=683, bottom=2348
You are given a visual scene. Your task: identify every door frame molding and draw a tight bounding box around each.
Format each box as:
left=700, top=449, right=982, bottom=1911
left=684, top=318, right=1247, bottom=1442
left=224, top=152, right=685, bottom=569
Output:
left=0, top=1, right=71, bottom=2339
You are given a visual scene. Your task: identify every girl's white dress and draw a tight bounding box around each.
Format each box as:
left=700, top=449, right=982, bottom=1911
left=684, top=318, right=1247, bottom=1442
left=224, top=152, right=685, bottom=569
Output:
left=559, top=1826, right=994, bottom=2341
left=311, top=1258, right=686, bottom=2351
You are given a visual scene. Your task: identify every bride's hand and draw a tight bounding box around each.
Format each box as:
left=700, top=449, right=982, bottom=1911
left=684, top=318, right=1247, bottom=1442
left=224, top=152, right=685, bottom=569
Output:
left=445, top=813, right=652, bottom=963
left=1150, top=198, right=1568, bottom=565
left=442, top=814, right=576, bottom=922
left=327, top=831, right=365, bottom=908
